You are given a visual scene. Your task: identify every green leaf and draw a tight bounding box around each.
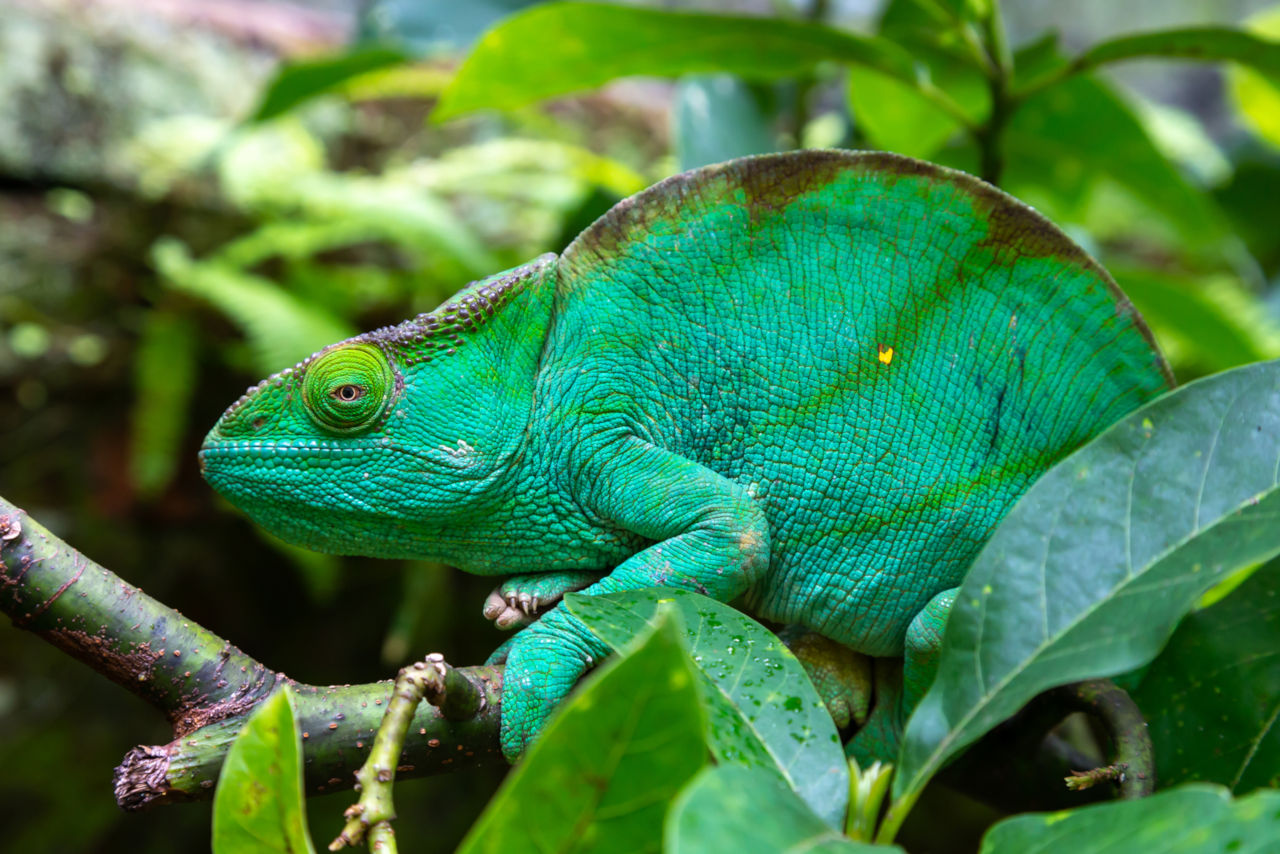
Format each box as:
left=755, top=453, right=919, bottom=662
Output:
left=1000, top=73, right=1227, bottom=246
left=1074, top=27, right=1280, bottom=81
left=212, top=687, right=316, bottom=854
left=152, top=238, right=355, bottom=374
left=457, top=614, right=708, bottom=854
left=666, top=765, right=898, bottom=854
left=249, top=46, right=409, bottom=122
left=1229, top=8, right=1280, bottom=148
left=435, top=2, right=919, bottom=121
left=845, top=0, right=991, bottom=160
left=877, top=0, right=987, bottom=69
left=270, top=171, right=498, bottom=277
left=565, top=588, right=848, bottom=829
left=847, top=65, right=964, bottom=159
left=1116, top=268, right=1280, bottom=376
left=979, top=784, right=1280, bottom=853
left=673, top=74, right=779, bottom=171
left=873, top=0, right=994, bottom=111
left=129, top=308, right=198, bottom=497
left=1136, top=562, right=1280, bottom=793
left=891, top=359, right=1280, bottom=829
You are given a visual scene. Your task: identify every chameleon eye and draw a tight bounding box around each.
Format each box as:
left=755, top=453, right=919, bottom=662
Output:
left=302, top=344, right=393, bottom=434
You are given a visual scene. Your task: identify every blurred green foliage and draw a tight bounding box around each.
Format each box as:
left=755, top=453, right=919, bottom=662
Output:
left=6, top=0, right=1280, bottom=852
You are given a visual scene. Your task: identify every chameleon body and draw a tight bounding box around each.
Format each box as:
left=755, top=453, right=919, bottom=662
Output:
left=200, top=151, right=1171, bottom=759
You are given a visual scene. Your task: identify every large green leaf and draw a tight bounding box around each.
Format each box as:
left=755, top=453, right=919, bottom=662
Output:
left=565, top=588, right=848, bottom=829
left=890, top=359, right=1280, bottom=833
left=665, top=765, right=897, bottom=854
left=435, top=2, right=919, bottom=120
left=1214, top=156, right=1280, bottom=274
left=249, top=46, right=409, bottom=122
left=212, top=687, right=316, bottom=854
left=846, top=65, right=966, bottom=160
left=979, top=784, right=1280, bottom=853
left=1136, top=562, right=1280, bottom=793
left=457, top=614, right=708, bottom=854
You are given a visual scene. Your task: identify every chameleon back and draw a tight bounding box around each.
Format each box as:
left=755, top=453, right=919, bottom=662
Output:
left=539, top=150, right=1171, bottom=656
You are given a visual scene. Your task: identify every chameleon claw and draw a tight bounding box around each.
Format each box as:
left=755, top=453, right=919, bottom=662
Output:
left=483, top=590, right=533, bottom=630
left=483, top=591, right=511, bottom=621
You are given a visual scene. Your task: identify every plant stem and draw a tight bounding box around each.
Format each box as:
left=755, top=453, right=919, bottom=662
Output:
left=790, top=0, right=831, bottom=146
left=975, top=1, right=1013, bottom=186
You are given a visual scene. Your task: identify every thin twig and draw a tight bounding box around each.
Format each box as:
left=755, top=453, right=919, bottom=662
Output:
left=331, top=656, right=488, bottom=851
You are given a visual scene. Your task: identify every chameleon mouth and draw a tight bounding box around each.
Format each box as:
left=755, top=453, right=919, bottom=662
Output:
left=197, top=439, right=381, bottom=491
left=199, top=437, right=390, bottom=464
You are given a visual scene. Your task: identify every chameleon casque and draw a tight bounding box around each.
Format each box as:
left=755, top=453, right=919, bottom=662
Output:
left=199, top=150, right=1172, bottom=760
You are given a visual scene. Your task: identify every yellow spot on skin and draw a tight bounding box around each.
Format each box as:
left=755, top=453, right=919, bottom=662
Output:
left=878, top=345, right=894, bottom=365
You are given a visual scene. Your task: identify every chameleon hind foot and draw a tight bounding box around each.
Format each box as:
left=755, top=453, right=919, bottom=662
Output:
left=482, top=570, right=603, bottom=630
left=846, top=586, right=959, bottom=765
left=779, top=626, right=873, bottom=730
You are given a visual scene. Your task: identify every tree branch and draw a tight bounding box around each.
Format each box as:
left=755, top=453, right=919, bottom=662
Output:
left=0, top=496, right=504, bottom=810
left=1048, top=679, right=1155, bottom=799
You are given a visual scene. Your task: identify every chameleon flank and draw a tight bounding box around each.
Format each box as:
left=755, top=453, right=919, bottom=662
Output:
left=200, top=151, right=1172, bottom=760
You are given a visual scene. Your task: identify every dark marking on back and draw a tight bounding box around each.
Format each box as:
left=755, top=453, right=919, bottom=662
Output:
left=988, top=387, right=1006, bottom=455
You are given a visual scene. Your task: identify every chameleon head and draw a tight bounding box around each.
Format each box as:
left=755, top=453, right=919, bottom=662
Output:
left=199, top=257, right=557, bottom=561
left=199, top=339, right=492, bottom=557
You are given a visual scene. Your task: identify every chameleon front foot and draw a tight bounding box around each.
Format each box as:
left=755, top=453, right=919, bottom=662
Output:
left=482, top=570, right=603, bottom=630
left=331, top=655, right=486, bottom=853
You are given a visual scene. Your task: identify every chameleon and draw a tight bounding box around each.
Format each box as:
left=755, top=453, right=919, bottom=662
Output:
left=199, top=150, right=1172, bottom=760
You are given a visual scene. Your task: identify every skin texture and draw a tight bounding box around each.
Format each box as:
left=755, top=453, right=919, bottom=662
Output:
left=200, top=151, right=1172, bottom=760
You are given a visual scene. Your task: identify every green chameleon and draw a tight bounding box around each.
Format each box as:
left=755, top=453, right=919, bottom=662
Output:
left=200, top=150, right=1171, bottom=760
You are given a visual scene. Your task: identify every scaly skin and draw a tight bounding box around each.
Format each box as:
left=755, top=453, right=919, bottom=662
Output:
left=199, top=151, right=1172, bottom=760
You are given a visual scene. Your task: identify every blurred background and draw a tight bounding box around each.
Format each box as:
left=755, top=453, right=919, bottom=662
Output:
left=2, top=0, right=1279, bottom=851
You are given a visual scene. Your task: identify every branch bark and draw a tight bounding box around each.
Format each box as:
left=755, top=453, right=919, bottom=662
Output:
left=0, top=496, right=504, bottom=810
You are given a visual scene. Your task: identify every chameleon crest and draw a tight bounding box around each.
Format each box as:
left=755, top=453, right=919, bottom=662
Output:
left=202, top=151, right=1171, bottom=758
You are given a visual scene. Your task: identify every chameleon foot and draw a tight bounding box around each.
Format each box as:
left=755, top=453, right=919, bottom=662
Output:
left=779, top=626, right=873, bottom=730
left=331, top=655, right=486, bottom=852
left=482, top=570, right=603, bottom=630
